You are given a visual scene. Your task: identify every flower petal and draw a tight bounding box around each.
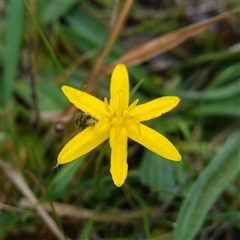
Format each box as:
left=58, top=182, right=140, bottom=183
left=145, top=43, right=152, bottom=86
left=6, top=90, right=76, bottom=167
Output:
left=62, top=86, right=109, bottom=120
left=131, top=96, right=180, bottom=122
left=58, top=123, right=110, bottom=164
left=109, top=127, right=128, bottom=187
left=127, top=123, right=181, bottom=161
left=110, top=64, right=129, bottom=111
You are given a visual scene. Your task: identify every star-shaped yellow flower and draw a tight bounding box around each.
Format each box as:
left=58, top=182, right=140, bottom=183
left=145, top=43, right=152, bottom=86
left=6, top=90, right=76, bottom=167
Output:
left=58, top=64, right=181, bottom=187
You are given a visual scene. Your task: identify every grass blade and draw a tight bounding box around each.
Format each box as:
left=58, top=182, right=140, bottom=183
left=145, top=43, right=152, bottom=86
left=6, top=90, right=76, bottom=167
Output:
left=2, top=1, right=24, bottom=108
left=174, top=130, right=240, bottom=240
left=49, top=156, right=87, bottom=199
left=41, top=0, right=79, bottom=25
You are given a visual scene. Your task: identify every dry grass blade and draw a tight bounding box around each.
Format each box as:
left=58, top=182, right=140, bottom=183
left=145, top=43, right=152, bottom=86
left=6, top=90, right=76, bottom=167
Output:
left=86, top=0, right=133, bottom=92
left=104, top=8, right=240, bottom=72
left=19, top=198, right=156, bottom=223
left=0, top=160, right=70, bottom=240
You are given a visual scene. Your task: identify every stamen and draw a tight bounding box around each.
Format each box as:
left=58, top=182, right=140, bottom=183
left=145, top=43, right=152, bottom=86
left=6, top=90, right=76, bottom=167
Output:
left=126, top=99, right=139, bottom=113
left=104, top=97, right=111, bottom=113
left=116, top=109, right=121, bottom=119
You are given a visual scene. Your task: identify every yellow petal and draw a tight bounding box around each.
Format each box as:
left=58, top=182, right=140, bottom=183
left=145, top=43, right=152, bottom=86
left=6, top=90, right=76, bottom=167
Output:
left=109, top=127, right=128, bottom=187
left=131, top=96, right=180, bottom=122
left=62, top=86, right=109, bottom=120
left=110, top=64, right=129, bottom=111
left=58, top=123, right=110, bottom=164
left=127, top=123, right=181, bottom=161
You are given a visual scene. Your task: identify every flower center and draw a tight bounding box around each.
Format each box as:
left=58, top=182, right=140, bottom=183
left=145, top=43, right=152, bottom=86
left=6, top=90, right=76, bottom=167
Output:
left=112, top=110, right=125, bottom=127
left=103, top=97, right=141, bottom=136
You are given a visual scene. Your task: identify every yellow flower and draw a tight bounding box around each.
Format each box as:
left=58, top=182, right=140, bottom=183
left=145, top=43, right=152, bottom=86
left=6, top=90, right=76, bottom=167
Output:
left=58, top=64, right=181, bottom=187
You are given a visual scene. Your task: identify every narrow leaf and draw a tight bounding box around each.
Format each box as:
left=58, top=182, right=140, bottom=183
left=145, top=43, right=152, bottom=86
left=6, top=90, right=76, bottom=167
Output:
left=140, top=150, right=175, bottom=200
left=162, top=81, right=240, bottom=101
left=174, top=130, right=240, bottom=240
left=40, top=0, right=78, bottom=25
left=197, top=98, right=240, bottom=117
left=49, top=155, right=87, bottom=199
left=2, top=1, right=24, bottom=107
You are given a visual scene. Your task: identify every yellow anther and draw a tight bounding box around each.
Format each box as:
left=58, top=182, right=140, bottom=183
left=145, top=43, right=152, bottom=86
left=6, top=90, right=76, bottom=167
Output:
left=126, top=99, right=139, bottom=113
left=104, top=97, right=111, bottom=113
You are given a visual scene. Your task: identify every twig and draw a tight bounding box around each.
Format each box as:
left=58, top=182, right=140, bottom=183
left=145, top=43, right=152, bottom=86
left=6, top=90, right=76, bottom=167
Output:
left=18, top=198, right=157, bottom=223
left=0, top=159, right=70, bottom=240
left=86, top=0, right=134, bottom=93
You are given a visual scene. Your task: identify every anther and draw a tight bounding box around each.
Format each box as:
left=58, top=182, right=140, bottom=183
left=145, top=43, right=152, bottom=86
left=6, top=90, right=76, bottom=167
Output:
left=104, top=97, right=111, bottom=113
left=126, top=99, right=139, bottom=113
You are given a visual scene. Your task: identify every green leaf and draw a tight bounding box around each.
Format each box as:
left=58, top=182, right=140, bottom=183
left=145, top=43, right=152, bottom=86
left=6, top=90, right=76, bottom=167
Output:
left=62, top=8, right=123, bottom=61
left=197, top=98, right=240, bottom=117
left=36, top=82, right=68, bottom=111
left=60, top=26, right=96, bottom=53
left=2, top=1, right=24, bottom=108
left=66, top=9, right=105, bottom=45
left=14, top=81, right=68, bottom=112
left=78, top=205, right=102, bottom=240
left=208, top=62, right=240, bottom=88
left=0, top=212, right=24, bottom=239
left=174, top=129, right=240, bottom=240
left=173, top=51, right=239, bottom=72
left=22, top=132, right=44, bottom=170
left=48, top=155, right=87, bottom=199
left=40, top=0, right=79, bottom=25
left=162, top=81, right=240, bottom=101
left=140, top=150, right=175, bottom=200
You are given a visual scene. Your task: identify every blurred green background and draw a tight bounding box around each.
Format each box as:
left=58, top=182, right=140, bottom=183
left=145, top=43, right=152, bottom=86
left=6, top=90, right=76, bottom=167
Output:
left=1, top=1, right=239, bottom=240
